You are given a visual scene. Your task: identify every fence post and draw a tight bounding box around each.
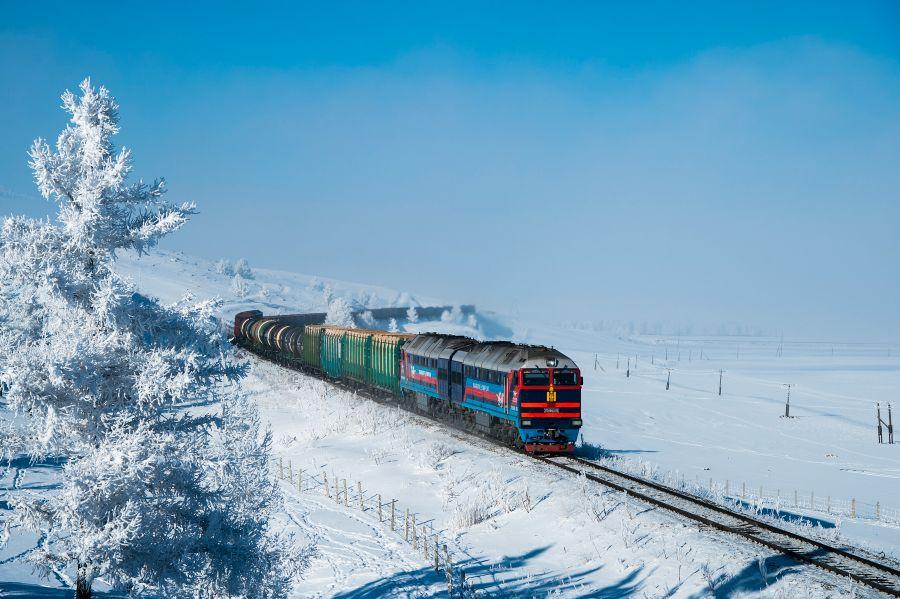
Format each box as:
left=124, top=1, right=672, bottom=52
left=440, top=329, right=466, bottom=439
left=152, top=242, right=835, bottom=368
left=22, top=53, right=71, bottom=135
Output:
left=335, top=477, right=340, bottom=504
left=444, top=544, right=451, bottom=581
left=434, top=538, right=439, bottom=570
left=877, top=501, right=881, bottom=520
left=405, top=508, right=410, bottom=541
left=422, top=526, right=428, bottom=559
left=298, top=469, right=303, bottom=493
left=358, top=481, right=364, bottom=510
left=810, top=491, right=814, bottom=509
left=391, top=500, right=396, bottom=531
left=378, top=494, right=382, bottom=523
left=288, top=460, right=293, bottom=483
left=324, top=472, right=330, bottom=498
left=827, top=496, right=831, bottom=514
left=412, top=514, right=418, bottom=549
left=851, top=498, right=857, bottom=518
left=344, top=479, right=349, bottom=507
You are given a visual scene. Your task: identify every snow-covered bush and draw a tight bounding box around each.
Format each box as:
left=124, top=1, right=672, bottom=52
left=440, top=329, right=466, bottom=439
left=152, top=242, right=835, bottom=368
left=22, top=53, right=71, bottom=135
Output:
left=325, top=297, right=355, bottom=328
left=0, top=79, right=293, bottom=598
left=406, top=306, right=419, bottom=324
left=214, top=258, right=233, bottom=276
left=417, top=440, right=456, bottom=470
left=234, top=257, right=253, bottom=278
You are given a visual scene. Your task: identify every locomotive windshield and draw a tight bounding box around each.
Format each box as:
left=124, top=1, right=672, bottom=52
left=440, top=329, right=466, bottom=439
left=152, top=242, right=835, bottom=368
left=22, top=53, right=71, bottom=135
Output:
left=552, top=369, right=579, bottom=386
left=522, top=369, right=550, bottom=386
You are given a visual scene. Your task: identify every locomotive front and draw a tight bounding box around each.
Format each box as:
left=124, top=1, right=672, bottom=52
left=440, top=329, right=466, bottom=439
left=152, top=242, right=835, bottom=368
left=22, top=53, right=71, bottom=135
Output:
left=514, top=350, right=583, bottom=453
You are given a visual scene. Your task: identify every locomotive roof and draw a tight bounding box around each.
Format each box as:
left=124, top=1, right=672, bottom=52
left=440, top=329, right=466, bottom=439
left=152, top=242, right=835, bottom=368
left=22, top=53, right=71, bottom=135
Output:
left=406, top=333, right=579, bottom=372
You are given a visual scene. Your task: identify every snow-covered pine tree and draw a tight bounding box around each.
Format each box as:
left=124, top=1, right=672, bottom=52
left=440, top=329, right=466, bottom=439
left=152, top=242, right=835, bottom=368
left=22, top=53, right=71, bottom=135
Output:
left=406, top=306, right=419, bottom=324
left=387, top=318, right=399, bottom=333
left=0, top=79, right=293, bottom=597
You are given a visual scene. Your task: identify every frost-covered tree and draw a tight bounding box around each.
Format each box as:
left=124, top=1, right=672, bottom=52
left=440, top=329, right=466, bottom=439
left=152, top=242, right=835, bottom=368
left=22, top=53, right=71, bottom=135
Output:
left=231, top=273, right=249, bottom=298
left=0, top=79, right=293, bottom=598
left=356, top=310, right=375, bottom=328
left=325, top=297, right=355, bottom=328
left=214, top=258, right=234, bottom=276
left=387, top=318, right=399, bottom=333
left=406, top=306, right=419, bottom=324
left=234, top=257, right=253, bottom=278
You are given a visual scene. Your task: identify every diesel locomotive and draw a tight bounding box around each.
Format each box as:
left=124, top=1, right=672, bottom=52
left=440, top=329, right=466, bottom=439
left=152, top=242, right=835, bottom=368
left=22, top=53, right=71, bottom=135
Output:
left=233, top=309, right=583, bottom=453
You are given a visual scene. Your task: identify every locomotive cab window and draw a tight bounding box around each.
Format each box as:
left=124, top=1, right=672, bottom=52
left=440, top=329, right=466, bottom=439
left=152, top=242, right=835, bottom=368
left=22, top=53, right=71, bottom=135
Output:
left=522, top=369, right=550, bottom=386
left=553, top=369, right=578, bottom=386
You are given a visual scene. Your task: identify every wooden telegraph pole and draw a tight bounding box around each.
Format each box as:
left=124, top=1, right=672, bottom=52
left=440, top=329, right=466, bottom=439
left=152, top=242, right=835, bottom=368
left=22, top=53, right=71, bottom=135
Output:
left=877, top=403, right=893, bottom=444
left=891, top=404, right=895, bottom=444
left=718, top=370, right=724, bottom=397
left=666, top=369, right=671, bottom=391
left=782, top=384, right=793, bottom=418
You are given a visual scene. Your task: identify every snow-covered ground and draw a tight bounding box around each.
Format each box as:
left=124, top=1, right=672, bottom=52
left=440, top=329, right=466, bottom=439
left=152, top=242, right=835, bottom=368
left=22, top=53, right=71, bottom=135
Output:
left=3, top=249, right=898, bottom=597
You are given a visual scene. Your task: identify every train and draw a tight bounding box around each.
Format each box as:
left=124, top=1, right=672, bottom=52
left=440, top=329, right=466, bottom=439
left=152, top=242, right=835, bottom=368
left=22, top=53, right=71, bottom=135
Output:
left=233, top=309, right=583, bottom=453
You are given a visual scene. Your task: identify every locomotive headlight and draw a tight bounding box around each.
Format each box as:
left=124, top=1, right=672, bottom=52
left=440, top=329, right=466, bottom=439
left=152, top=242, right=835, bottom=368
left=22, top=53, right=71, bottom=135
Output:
left=572, top=419, right=582, bottom=426
left=521, top=419, right=532, bottom=426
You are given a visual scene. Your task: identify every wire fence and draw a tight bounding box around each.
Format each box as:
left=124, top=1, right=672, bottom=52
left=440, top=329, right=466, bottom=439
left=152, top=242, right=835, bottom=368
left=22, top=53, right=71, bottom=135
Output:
left=274, top=456, right=478, bottom=597
left=612, top=461, right=900, bottom=527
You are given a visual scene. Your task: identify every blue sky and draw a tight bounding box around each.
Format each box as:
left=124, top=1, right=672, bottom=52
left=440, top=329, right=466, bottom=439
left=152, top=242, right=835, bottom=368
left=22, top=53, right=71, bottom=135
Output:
left=2, top=2, right=899, bottom=340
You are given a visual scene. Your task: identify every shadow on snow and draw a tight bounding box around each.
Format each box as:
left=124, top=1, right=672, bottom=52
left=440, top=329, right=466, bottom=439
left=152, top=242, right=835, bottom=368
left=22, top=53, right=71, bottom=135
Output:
left=333, top=546, right=645, bottom=598
left=689, top=553, right=803, bottom=598
left=0, top=581, right=122, bottom=598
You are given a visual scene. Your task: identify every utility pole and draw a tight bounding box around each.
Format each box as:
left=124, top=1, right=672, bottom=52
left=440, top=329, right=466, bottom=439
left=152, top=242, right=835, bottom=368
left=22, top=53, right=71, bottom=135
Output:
left=666, top=369, right=671, bottom=391
left=718, top=369, right=724, bottom=397
left=877, top=403, right=893, bottom=444
left=890, top=404, right=895, bottom=444
left=626, top=358, right=630, bottom=378
left=782, top=384, right=793, bottom=418
left=594, top=353, right=599, bottom=371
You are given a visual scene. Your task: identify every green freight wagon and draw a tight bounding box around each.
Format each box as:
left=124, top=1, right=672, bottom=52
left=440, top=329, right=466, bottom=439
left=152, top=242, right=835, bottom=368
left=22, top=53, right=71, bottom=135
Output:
left=302, top=325, right=327, bottom=370
left=371, top=332, right=414, bottom=395
left=322, top=326, right=352, bottom=378
left=343, top=329, right=374, bottom=385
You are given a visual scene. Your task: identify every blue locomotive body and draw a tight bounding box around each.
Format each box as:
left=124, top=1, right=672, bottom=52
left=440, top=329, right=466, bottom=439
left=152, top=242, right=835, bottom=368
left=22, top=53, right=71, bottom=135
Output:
left=400, top=334, right=582, bottom=453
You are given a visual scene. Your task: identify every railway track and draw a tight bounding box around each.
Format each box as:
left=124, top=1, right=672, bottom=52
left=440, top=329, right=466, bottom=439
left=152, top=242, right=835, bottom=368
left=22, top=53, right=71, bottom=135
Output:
left=534, top=454, right=900, bottom=597
left=241, top=345, right=900, bottom=596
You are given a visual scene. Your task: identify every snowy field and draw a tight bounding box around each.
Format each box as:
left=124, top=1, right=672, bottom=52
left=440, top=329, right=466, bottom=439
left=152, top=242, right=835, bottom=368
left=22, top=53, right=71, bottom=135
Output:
left=2, top=249, right=898, bottom=597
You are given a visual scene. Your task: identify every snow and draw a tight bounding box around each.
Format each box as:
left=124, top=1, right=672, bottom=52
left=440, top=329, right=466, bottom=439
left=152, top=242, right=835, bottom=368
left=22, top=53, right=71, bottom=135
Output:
left=3, top=247, right=898, bottom=596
